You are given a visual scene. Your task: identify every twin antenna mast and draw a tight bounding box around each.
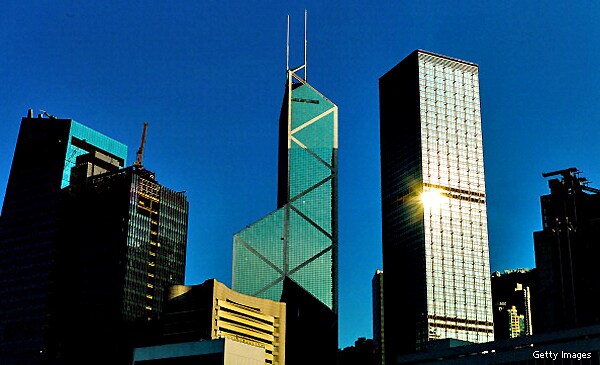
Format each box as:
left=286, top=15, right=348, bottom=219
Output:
left=286, top=10, right=308, bottom=81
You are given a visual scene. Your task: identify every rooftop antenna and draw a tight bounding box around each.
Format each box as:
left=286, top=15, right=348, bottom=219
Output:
left=304, top=9, right=307, bottom=81
left=286, top=15, right=290, bottom=71
left=134, top=122, right=149, bottom=169
left=40, top=109, right=57, bottom=119
left=286, top=11, right=308, bottom=80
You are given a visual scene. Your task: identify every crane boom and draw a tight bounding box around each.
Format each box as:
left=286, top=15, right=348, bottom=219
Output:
left=134, top=122, right=149, bottom=168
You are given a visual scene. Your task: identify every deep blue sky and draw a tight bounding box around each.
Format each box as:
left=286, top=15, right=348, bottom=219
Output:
left=2, top=1, right=600, bottom=349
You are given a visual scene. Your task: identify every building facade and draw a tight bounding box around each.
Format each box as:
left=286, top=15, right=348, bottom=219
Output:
left=152, top=279, right=286, bottom=365
left=60, top=165, right=188, bottom=364
left=0, top=111, right=188, bottom=364
left=232, top=64, right=338, bottom=363
left=78, top=166, right=188, bottom=321
left=133, top=338, right=265, bottom=365
left=533, top=167, right=600, bottom=334
left=490, top=268, right=535, bottom=340
left=0, top=112, right=127, bottom=364
left=379, top=50, right=494, bottom=359
left=372, top=270, right=385, bottom=365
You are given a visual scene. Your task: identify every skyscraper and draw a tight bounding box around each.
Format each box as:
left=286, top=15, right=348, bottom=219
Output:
left=379, top=50, right=494, bottom=359
left=533, top=167, right=600, bottom=334
left=0, top=111, right=127, bottom=364
left=60, top=164, right=188, bottom=362
left=372, top=270, right=385, bottom=365
left=0, top=112, right=188, bottom=365
left=232, top=48, right=338, bottom=363
left=69, top=166, right=188, bottom=322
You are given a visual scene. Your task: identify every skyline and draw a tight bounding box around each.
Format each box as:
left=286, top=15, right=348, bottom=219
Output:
left=2, top=2, right=600, bottom=349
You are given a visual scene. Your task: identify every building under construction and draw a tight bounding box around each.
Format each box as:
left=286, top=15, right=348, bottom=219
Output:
left=533, top=167, right=600, bottom=334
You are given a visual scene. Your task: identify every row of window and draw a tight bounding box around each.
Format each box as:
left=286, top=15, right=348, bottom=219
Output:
left=421, top=95, right=480, bottom=105
left=421, top=99, right=481, bottom=109
left=419, top=75, right=479, bottom=86
left=423, top=161, right=484, bottom=172
left=422, top=120, right=482, bottom=131
left=420, top=65, right=478, bottom=76
left=420, top=75, right=479, bottom=86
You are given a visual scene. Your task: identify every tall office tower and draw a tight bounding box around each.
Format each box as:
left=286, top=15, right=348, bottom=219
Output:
left=372, top=270, right=385, bottom=365
left=61, top=165, right=188, bottom=364
left=0, top=111, right=127, bottom=364
left=72, top=166, right=188, bottom=321
left=533, top=167, right=600, bottom=334
left=379, top=50, right=495, bottom=359
left=490, top=268, right=535, bottom=340
left=232, top=49, right=338, bottom=363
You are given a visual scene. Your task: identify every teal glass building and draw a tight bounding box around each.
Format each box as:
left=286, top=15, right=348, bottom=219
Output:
left=61, top=120, right=128, bottom=188
left=232, top=65, right=338, bottom=363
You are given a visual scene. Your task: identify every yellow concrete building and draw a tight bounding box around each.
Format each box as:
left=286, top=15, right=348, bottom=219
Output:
left=166, top=279, right=286, bottom=365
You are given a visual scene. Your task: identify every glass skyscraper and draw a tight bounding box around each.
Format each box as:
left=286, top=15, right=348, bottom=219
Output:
left=60, top=166, right=189, bottom=364
left=73, top=166, right=188, bottom=321
left=232, top=65, right=338, bottom=363
left=379, top=50, right=494, bottom=359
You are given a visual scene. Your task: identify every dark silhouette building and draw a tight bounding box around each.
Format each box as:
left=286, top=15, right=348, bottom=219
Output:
left=0, top=111, right=127, bottom=364
left=490, top=268, right=535, bottom=340
left=372, top=270, right=385, bottom=365
left=60, top=165, right=188, bottom=364
left=0, top=112, right=188, bottom=365
left=396, top=324, right=600, bottom=364
left=379, top=50, right=494, bottom=362
left=338, top=337, right=375, bottom=365
left=533, top=167, right=600, bottom=334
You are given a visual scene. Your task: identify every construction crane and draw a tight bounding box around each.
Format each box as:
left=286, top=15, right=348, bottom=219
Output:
left=134, top=122, right=149, bottom=169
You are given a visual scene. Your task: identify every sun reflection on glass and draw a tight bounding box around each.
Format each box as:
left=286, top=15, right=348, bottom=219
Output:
left=421, top=189, right=444, bottom=207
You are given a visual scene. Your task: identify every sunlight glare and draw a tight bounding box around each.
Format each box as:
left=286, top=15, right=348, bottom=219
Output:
left=421, top=189, right=444, bottom=208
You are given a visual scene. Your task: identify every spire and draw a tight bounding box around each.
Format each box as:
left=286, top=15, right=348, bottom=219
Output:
left=286, top=15, right=290, bottom=71
left=286, top=10, right=308, bottom=81
left=304, top=9, right=308, bottom=81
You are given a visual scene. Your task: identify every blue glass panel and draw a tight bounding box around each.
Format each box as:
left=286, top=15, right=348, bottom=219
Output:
left=61, top=121, right=128, bottom=188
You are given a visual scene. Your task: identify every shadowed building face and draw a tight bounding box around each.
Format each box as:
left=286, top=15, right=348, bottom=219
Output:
left=0, top=115, right=127, bottom=364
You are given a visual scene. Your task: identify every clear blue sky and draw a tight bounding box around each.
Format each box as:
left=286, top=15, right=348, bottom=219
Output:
left=2, top=1, right=600, bottom=349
